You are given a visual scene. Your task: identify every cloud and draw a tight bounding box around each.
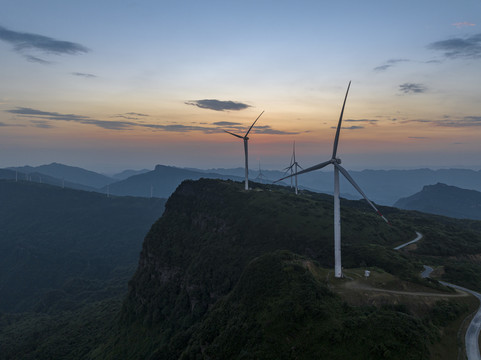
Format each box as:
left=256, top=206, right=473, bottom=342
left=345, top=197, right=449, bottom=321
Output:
left=251, top=125, right=299, bottom=135
left=25, top=55, right=51, bottom=64
left=345, top=119, right=378, bottom=125
left=213, top=121, right=243, bottom=126
left=0, top=25, right=89, bottom=55
left=113, top=112, right=150, bottom=120
left=399, top=83, right=427, bottom=94
left=405, top=116, right=481, bottom=128
left=428, top=33, right=481, bottom=59
left=186, top=99, right=251, bottom=111
left=374, top=58, right=409, bottom=72
left=6, top=107, right=92, bottom=121
left=330, top=126, right=364, bottom=130
left=5, top=106, right=293, bottom=135
left=72, top=72, right=96, bottom=78
left=6, top=107, right=134, bottom=130
left=408, top=136, right=428, bottom=139
left=30, top=120, right=54, bottom=129
left=374, top=64, right=392, bottom=72
left=125, top=112, right=148, bottom=117
left=452, top=22, right=475, bottom=28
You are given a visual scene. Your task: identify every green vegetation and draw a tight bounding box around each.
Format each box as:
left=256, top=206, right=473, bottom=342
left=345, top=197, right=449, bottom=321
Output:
left=0, top=180, right=165, bottom=313
left=180, top=251, right=434, bottom=360
left=2, top=178, right=481, bottom=359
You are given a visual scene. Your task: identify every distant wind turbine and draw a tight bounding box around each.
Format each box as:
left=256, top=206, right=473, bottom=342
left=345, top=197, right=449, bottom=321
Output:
left=223, top=111, right=264, bottom=190
left=283, top=141, right=303, bottom=195
left=255, top=160, right=267, bottom=184
left=276, top=82, right=388, bottom=278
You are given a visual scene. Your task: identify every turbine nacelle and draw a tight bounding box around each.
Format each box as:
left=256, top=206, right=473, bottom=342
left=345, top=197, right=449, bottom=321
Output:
left=331, top=158, right=341, bottom=165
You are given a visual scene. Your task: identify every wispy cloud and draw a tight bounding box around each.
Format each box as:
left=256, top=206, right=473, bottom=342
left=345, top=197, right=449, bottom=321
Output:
left=213, top=121, right=242, bottom=126
left=0, top=25, right=89, bottom=63
left=6, top=107, right=133, bottom=130
left=125, top=112, right=148, bottom=117
left=5, top=107, right=294, bottom=135
left=406, top=116, right=481, bottom=128
left=72, top=72, right=96, bottom=78
left=374, top=58, right=409, bottom=72
left=186, top=99, right=251, bottom=111
left=25, top=55, right=51, bottom=64
left=428, top=33, right=481, bottom=59
left=31, top=120, right=54, bottom=129
left=0, top=25, right=89, bottom=54
left=452, top=22, right=475, bottom=28
left=113, top=112, right=150, bottom=120
left=330, top=126, right=364, bottom=130
left=408, top=136, right=428, bottom=139
left=345, top=119, right=378, bottom=125
left=251, top=125, right=299, bottom=135
left=399, top=83, right=427, bottom=94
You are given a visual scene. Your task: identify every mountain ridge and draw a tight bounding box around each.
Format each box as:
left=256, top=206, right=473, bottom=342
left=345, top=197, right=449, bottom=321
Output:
left=394, top=183, right=481, bottom=220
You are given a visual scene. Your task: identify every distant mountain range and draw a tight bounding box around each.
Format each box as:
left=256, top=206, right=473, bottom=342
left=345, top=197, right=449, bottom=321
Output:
left=103, top=164, right=247, bottom=198
left=9, top=163, right=115, bottom=188
left=394, top=183, right=481, bottom=220
left=5, top=163, right=481, bottom=206
left=111, top=168, right=150, bottom=180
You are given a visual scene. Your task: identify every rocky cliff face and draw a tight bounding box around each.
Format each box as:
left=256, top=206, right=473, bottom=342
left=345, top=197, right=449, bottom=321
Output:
left=110, top=179, right=406, bottom=359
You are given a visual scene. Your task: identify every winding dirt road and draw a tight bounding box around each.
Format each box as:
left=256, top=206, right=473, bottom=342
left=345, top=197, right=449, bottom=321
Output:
left=396, top=234, right=481, bottom=360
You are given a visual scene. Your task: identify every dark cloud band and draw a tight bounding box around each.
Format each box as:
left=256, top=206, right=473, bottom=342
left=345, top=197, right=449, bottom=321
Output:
left=428, top=33, right=481, bottom=59
left=0, top=25, right=89, bottom=55
left=399, top=83, right=427, bottom=94
left=5, top=107, right=295, bottom=135
left=186, top=99, right=251, bottom=111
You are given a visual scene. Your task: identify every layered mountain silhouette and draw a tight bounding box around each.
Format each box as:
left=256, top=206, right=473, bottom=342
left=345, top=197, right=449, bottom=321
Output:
left=6, top=163, right=481, bottom=207
left=395, top=183, right=481, bottom=220
left=9, top=162, right=115, bottom=188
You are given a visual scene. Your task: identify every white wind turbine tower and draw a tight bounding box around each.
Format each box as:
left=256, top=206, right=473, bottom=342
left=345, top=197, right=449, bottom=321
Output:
left=276, top=82, right=388, bottom=278
left=283, top=141, right=303, bottom=195
left=223, top=111, right=264, bottom=190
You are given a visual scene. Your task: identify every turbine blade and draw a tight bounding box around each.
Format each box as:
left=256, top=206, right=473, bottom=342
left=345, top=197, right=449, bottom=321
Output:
left=335, top=163, right=389, bottom=224
left=223, top=129, right=244, bottom=139
left=274, top=160, right=331, bottom=183
left=296, top=162, right=304, bottom=170
left=245, top=111, right=265, bottom=137
left=332, top=81, right=351, bottom=159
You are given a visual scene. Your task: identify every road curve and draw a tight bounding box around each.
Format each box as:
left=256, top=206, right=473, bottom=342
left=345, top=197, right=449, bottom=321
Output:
left=439, top=281, right=481, bottom=360
left=420, top=264, right=481, bottom=360
left=396, top=235, right=481, bottom=360
left=394, top=231, right=423, bottom=250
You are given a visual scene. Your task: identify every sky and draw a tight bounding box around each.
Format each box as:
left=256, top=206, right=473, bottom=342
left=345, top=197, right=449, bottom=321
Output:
left=1, top=0, right=481, bottom=174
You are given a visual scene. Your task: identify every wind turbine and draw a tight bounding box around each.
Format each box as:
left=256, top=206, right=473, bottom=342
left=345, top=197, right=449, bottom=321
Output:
left=223, top=111, right=264, bottom=190
left=255, top=160, right=267, bottom=184
left=276, top=82, right=388, bottom=278
left=283, top=141, right=303, bottom=195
